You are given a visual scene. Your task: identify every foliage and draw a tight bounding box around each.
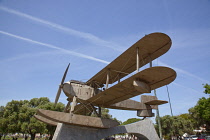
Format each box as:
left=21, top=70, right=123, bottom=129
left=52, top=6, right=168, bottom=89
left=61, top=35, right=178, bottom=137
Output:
left=155, top=84, right=210, bottom=138
left=1, top=98, right=118, bottom=140
left=0, top=97, right=64, bottom=140
left=189, top=97, right=210, bottom=130
left=121, top=118, right=141, bottom=126
left=157, top=115, right=194, bottom=138
left=0, top=106, right=5, bottom=133
left=91, top=107, right=113, bottom=119
left=113, top=117, right=122, bottom=125
left=100, top=108, right=113, bottom=119
left=0, top=110, right=7, bottom=135
left=195, top=97, right=210, bottom=122
left=203, top=84, right=210, bottom=94
left=1, top=83, right=209, bottom=139
left=0, top=106, right=4, bottom=117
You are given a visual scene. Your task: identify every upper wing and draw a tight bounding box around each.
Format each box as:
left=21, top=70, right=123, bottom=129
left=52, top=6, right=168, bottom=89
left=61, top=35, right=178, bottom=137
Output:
left=74, top=66, right=176, bottom=114
left=86, top=32, right=172, bottom=87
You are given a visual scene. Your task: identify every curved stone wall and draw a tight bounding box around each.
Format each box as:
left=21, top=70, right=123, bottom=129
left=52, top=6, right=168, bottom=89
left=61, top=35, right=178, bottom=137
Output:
left=53, top=118, right=160, bottom=140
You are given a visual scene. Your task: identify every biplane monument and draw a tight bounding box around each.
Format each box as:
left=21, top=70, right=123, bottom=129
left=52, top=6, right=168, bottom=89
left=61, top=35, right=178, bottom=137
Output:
left=35, top=32, right=176, bottom=140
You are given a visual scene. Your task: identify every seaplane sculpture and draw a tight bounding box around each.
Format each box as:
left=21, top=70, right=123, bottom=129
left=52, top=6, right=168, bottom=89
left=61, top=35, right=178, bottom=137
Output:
left=35, top=32, right=176, bottom=129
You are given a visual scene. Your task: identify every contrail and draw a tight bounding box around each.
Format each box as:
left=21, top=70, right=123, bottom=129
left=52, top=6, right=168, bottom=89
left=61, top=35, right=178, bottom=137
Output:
left=0, top=6, right=122, bottom=51
left=2, top=6, right=208, bottom=84
left=0, top=51, right=64, bottom=63
left=0, top=30, right=110, bottom=64
left=158, top=60, right=210, bottom=84
left=172, top=82, right=200, bottom=93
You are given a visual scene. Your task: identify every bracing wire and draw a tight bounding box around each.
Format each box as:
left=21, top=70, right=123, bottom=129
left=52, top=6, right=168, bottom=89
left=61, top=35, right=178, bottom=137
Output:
left=166, top=85, right=173, bottom=116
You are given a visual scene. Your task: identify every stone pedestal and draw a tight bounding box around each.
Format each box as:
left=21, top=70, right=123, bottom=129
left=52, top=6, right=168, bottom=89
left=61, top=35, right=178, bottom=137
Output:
left=53, top=118, right=160, bottom=140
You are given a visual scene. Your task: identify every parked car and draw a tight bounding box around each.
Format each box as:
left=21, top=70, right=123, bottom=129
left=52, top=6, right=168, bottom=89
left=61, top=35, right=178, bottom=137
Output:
left=205, top=136, right=210, bottom=140
left=196, top=136, right=206, bottom=140
left=191, top=135, right=198, bottom=140
left=184, top=137, right=191, bottom=140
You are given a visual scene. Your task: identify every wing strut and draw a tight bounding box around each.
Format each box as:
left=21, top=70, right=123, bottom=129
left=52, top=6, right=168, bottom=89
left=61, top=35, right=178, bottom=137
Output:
left=136, top=47, right=140, bottom=73
left=70, top=96, right=77, bottom=116
left=105, top=70, right=110, bottom=89
left=64, top=101, right=71, bottom=113
left=98, top=69, right=111, bottom=117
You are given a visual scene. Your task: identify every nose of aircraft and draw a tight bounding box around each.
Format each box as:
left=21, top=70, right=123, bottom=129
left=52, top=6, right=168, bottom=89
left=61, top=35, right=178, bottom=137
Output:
left=62, top=82, right=74, bottom=98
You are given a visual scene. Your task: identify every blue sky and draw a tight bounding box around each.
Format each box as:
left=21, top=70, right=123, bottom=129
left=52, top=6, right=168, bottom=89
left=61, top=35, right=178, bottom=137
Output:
left=0, top=0, right=209, bottom=122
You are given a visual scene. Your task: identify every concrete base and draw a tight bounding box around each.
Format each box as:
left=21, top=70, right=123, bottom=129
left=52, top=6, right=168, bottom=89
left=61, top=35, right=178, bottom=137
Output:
left=52, top=118, right=160, bottom=140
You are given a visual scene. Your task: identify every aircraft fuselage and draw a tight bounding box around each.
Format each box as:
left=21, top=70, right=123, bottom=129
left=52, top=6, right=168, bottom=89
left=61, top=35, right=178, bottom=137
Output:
left=62, top=80, right=101, bottom=101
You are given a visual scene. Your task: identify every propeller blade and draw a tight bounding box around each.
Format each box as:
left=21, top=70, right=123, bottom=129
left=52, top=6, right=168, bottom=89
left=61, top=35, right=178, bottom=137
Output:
left=54, top=63, right=70, bottom=106
left=54, top=86, right=62, bottom=106
left=61, top=63, right=70, bottom=85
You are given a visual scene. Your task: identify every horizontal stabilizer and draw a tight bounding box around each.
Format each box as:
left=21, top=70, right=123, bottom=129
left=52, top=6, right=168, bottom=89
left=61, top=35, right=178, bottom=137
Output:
left=137, top=110, right=154, bottom=117
left=145, top=100, right=168, bottom=105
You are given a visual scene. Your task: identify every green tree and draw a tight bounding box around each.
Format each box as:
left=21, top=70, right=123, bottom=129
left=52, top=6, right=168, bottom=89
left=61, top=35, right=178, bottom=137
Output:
left=100, top=108, right=113, bottom=119
left=195, top=97, right=210, bottom=122
left=19, top=98, right=47, bottom=140
left=0, top=97, right=65, bottom=140
left=38, top=101, right=65, bottom=139
left=0, top=106, right=6, bottom=139
left=121, top=118, right=141, bottom=125
left=192, top=97, right=210, bottom=131
left=203, top=84, right=210, bottom=95
left=187, top=84, right=210, bottom=131
left=188, top=107, right=200, bottom=129
left=157, top=115, right=194, bottom=138
left=91, top=108, right=113, bottom=119
left=155, top=84, right=210, bottom=138
left=21, top=97, right=65, bottom=140
left=0, top=106, right=4, bottom=117
left=2, top=100, right=26, bottom=134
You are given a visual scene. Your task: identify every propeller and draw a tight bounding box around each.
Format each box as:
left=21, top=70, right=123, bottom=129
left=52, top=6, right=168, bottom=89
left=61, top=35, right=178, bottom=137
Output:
left=54, top=63, right=70, bottom=106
